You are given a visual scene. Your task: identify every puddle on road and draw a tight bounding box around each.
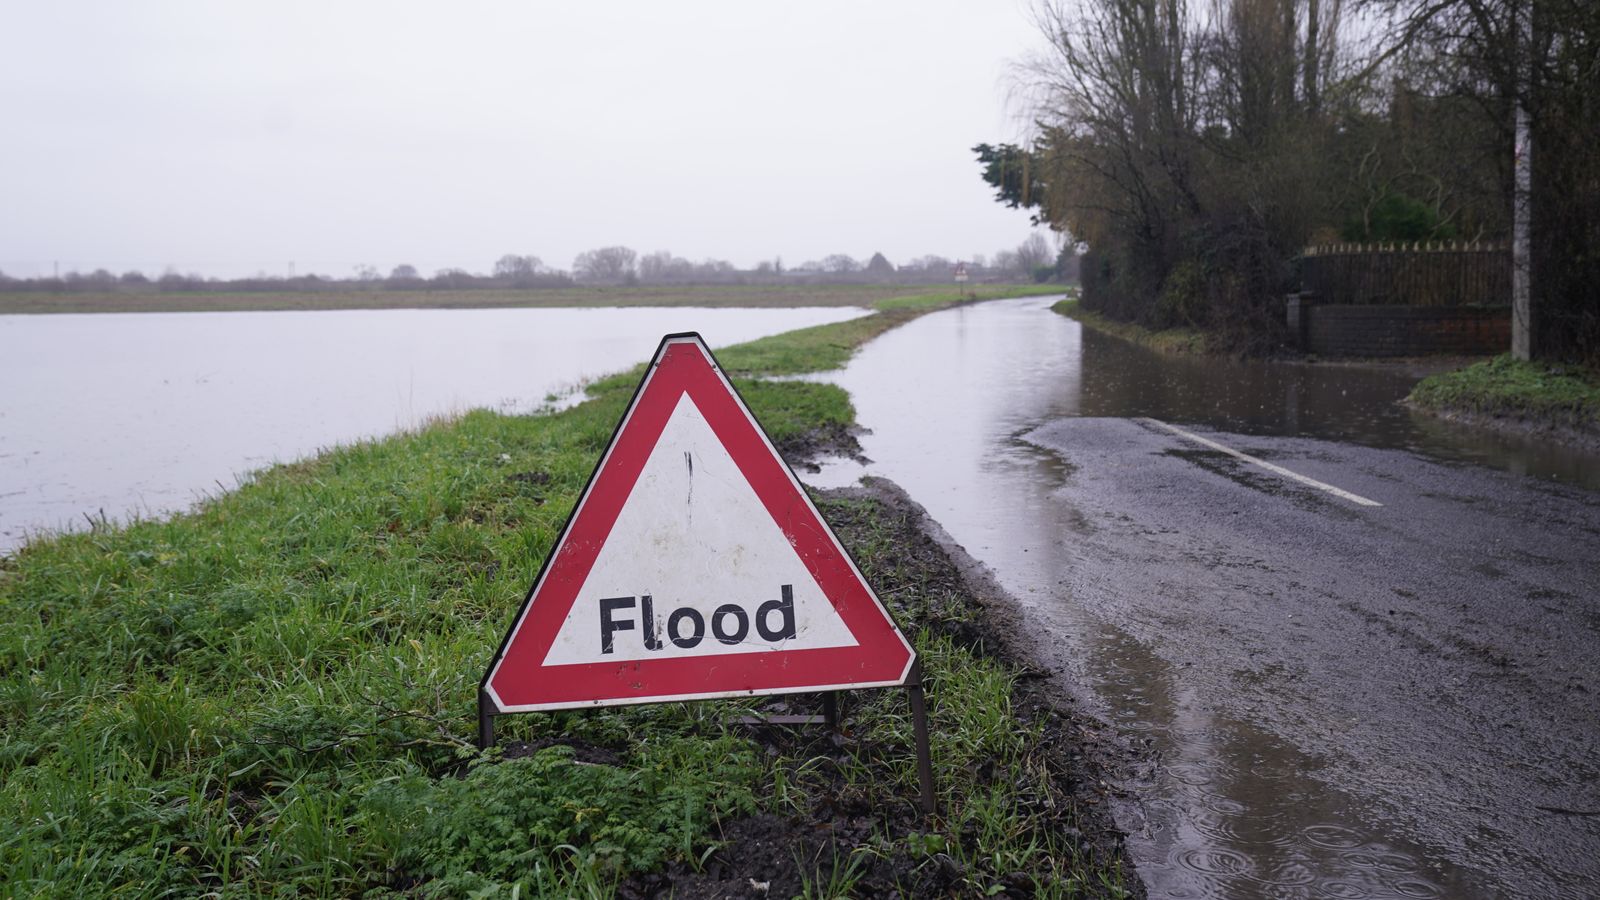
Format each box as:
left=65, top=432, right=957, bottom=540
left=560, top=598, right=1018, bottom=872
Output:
left=1084, top=622, right=1478, bottom=899
left=802, top=296, right=1533, bottom=898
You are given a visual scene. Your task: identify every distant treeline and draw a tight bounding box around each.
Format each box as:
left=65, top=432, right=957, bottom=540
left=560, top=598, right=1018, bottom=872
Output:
left=0, top=239, right=1077, bottom=294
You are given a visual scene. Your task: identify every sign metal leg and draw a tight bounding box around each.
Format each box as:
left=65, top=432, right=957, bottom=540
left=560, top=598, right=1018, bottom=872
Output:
left=907, top=670, right=938, bottom=817
left=822, top=691, right=840, bottom=730
left=477, top=691, right=496, bottom=749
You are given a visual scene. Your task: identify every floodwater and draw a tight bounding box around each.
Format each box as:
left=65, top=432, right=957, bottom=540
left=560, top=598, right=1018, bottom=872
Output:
left=0, top=305, right=865, bottom=553
left=804, top=296, right=1600, bottom=898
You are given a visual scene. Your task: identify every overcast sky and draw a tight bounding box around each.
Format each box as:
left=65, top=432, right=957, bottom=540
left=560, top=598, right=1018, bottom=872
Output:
left=0, top=1, right=1052, bottom=279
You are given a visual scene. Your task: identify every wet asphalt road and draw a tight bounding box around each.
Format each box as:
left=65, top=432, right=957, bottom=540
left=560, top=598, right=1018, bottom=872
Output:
left=1024, top=417, right=1600, bottom=898
left=805, top=296, right=1600, bottom=898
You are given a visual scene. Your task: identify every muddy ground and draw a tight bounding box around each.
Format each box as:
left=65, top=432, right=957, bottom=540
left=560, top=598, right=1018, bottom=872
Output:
left=541, top=478, right=1139, bottom=899
left=1401, top=399, right=1600, bottom=452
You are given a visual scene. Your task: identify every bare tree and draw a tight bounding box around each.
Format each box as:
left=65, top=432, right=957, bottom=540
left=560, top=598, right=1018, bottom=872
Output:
left=1374, top=0, right=1600, bottom=359
left=1015, top=234, right=1053, bottom=272
left=60, top=269, right=117, bottom=290
left=432, top=268, right=473, bottom=289
left=573, top=246, right=638, bottom=282
left=980, top=0, right=1393, bottom=343
left=821, top=254, right=861, bottom=273
left=493, top=254, right=546, bottom=280
left=639, top=251, right=692, bottom=281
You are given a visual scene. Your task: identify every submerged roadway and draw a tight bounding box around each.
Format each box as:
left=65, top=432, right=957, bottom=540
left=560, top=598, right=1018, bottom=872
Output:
left=805, top=295, right=1600, bottom=899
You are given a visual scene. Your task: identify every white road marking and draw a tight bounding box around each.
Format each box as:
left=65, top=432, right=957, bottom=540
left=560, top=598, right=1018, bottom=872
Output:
left=1138, top=418, right=1383, bottom=508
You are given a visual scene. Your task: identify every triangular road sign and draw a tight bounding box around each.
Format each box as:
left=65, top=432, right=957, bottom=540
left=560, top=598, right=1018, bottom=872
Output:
left=482, top=333, right=916, bottom=712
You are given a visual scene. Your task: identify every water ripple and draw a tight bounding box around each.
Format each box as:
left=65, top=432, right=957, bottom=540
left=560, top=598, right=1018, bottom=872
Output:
left=1173, top=846, right=1254, bottom=878
left=1316, top=880, right=1372, bottom=899
left=1303, top=824, right=1366, bottom=850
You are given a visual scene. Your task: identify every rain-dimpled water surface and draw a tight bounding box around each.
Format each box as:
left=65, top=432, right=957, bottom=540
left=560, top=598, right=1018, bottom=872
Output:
left=0, top=305, right=865, bottom=552
left=802, top=296, right=1599, bottom=899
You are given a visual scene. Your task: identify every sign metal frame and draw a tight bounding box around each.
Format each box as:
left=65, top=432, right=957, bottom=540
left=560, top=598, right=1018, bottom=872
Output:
left=475, top=332, right=935, bottom=813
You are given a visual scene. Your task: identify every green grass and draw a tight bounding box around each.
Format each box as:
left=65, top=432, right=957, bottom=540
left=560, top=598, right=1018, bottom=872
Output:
left=0, top=283, right=1055, bottom=316
left=1051, top=294, right=1210, bottom=355
left=0, top=289, right=1120, bottom=896
left=1, top=386, right=740, bottom=895
left=1408, top=354, right=1600, bottom=433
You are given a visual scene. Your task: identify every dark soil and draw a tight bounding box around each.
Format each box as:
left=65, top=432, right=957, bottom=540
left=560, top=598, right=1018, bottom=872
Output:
left=610, top=478, right=1139, bottom=899
left=773, top=422, right=866, bottom=474
left=1401, top=400, right=1600, bottom=452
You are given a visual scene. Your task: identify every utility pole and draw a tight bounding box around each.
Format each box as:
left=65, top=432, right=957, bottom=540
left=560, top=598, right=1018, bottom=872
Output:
left=1511, top=0, right=1533, bottom=360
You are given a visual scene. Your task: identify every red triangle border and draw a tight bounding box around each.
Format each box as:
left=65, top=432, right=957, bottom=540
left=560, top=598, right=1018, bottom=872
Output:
left=482, top=333, right=916, bottom=712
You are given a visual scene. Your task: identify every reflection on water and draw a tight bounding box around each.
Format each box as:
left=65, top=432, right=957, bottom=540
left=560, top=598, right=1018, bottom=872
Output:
left=1083, top=622, right=1479, bottom=899
left=1074, top=326, right=1599, bottom=489
left=0, top=305, right=865, bottom=552
left=801, top=296, right=1548, bottom=898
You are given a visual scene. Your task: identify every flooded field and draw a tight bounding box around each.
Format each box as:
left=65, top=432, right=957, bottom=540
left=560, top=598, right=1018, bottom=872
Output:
left=0, top=305, right=865, bottom=552
left=805, top=296, right=1599, bottom=898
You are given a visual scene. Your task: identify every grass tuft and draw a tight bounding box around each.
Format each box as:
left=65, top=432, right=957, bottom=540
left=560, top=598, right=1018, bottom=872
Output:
left=1051, top=294, right=1210, bottom=355
left=1407, top=354, right=1600, bottom=434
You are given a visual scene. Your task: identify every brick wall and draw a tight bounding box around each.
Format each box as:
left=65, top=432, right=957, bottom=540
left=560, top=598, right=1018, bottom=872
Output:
left=1303, top=305, right=1511, bottom=357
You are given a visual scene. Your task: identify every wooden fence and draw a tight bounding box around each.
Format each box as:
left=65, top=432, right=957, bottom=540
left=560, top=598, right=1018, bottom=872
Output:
left=1299, top=242, right=1510, bottom=307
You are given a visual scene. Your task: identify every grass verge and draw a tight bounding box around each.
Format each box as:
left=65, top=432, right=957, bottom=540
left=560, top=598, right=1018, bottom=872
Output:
left=1050, top=295, right=1209, bottom=356
left=1407, top=354, right=1600, bottom=439
left=0, top=290, right=1129, bottom=897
